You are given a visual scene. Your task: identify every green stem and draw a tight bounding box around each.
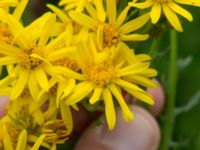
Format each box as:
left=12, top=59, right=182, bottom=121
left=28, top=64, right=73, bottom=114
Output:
left=159, top=30, right=178, bottom=150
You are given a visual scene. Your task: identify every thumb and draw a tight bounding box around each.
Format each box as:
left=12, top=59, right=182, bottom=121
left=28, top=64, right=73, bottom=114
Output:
left=0, top=96, right=9, bottom=118
left=75, top=106, right=160, bottom=150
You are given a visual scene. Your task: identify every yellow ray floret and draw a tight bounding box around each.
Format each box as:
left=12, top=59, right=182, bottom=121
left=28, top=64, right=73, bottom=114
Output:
left=129, top=0, right=200, bottom=32
left=69, top=0, right=150, bottom=48
left=60, top=38, right=157, bottom=130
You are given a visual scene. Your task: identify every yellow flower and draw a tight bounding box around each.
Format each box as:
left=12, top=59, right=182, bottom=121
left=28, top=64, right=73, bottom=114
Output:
left=59, top=38, right=157, bottom=130
left=0, top=11, right=78, bottom=100
left=129, top=0, right=200, bottom=32
left=69, top=0, right=150, bottom=49
left=0, top=0, right=28, bottom=74
left=0, top=102, right=47, bottom=150
left=59, top=0, right=93, bottom=12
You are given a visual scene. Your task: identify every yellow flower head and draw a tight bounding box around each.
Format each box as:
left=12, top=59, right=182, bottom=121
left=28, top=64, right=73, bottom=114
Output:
left=129, top=0, right=200, bottom=32
left=69, top=0, right=150, bottom=49
left=61, top=38, right=157, bottom=130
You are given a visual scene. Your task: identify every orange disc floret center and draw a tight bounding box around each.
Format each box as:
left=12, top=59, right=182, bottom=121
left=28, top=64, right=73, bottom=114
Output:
left=103, top=24, right=119, bottom=47
left=85, top=62, right=114, bottom=86
left=0, top=22, right=13, bottom=44
left=53, top=57, right=79, bottom=71
left=20, top=47, right=43, bottom=69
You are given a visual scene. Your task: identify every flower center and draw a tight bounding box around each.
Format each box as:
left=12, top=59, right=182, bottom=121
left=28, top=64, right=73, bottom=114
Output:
left=85, top=62, right=114, bottom=86
left=41, top=119, right=70, bottom=144
left=6, top=123, right=20, bottom=148
left=49, top=83, right=58, bottom=98
left=0, top=22, right=13, bottom=44
left=103, top=24, right=119, bottom=47
left=53, top=57, right=79, bottom=71
left=20, top=47, right=43, bottom=69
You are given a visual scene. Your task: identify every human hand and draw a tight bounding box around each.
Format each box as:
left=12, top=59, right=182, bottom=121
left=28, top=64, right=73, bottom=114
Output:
left=0, top=81, right=164, bottom=150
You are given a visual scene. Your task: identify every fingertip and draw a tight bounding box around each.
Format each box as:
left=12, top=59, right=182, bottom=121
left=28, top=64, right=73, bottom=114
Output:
left=0, top=96, right=9, bottom=118
left=148, top=79, right=165, bottom=117
left=75, top=106, right=160, bottom=150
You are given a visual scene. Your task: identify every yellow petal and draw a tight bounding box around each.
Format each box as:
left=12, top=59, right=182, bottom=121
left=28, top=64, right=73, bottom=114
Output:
left=28, top=72, right=40, bottom=100
left=30, top=134, right=46, bottom=150
left=89, top=86, right=103, bottom=104
left=117, top=6, right=130, bottom=27
left=11, top=68, right=29, bottom=100
left=61, top=78, right=76, bottom=100
left=108, top=84, right=134, bottom=121
left=53, top=66, right=84, bottom=80
left=47, top=4, right=70, bottom=23
left=16, top=130, right=27, bottom=150
left=38, top=13, right=56, bottom=47
left=114, top=79, right=144, bottom=92
left=85, top=2, right=98, bottom=20
left=125, top=88, right=155, bottom=105
left=60, top=101, right=73, bottom=132
left=65, top=81, right=94, bottom=105
left=106, top=0, right=116, bottom=23
left=0, top=43, right=22, bottom=56
left=94, top=0, right=106, bottom=22
left=34, top=67, right=49, bottom=92
left=175, top=0, right=200, bottom=6
left=13, top=0, right=28, bottom=20
left=167, top=2, right=193, bottom=22
left=69, top=11, right=98, bottom=30
left=151, top=3, right=161, bottom=24
left=162, top=4, right=183, bottom=32
left=128, top=1, right=153, bottom=9
left=119, top=13, right=150, bottom=34
left=117, top=63, right=149, bottom=76
left=102, top=88, right=116, bottom=130
left=120, top=34, right=149, bottom=41
left=126, top=75, right=157, bottom=88
left=3, top=125, right=14, bottom=150
left=0, top=56, right=19, bottom=65
left=47, top=47, right=77, bottom=61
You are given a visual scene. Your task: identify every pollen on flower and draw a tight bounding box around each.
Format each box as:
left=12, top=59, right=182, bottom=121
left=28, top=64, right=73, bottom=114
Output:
left=8, top=105, right=34, bottom=132
left=0, top=22, right=13, bottom=44
left=85, top=61, right=115, bottom=86
left=49, top=83, right=58, bottom=98
left=6, top=123, right=20, bottom=148
left=103, top=24, right=119, bottom=47
left=20, top=47, right=43, bottom=69
left=41, top=119, right=70, bottom=144
left=53, top=57, right=79, bottom=71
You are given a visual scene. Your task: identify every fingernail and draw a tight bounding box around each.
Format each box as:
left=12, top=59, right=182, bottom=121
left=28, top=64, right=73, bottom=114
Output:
left=99, top=106, right=160, bottom=150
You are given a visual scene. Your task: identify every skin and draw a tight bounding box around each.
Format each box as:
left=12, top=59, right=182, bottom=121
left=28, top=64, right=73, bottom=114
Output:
left=0, top=80, right=165, bottom=150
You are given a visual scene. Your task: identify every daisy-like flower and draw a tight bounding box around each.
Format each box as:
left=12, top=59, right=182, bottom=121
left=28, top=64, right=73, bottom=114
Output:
left=0, top=0, right=28, bottom=74
left=59, top=0, right=94, bottom=12
left=0, top=103, right=47, bottom=150
left=0, top=11, right=79, bottom=100
left=129, top=0, right=200, bottom=32
left=69, top=0, right=150, bottom=49
left=59, top=38, right=157, bottom=129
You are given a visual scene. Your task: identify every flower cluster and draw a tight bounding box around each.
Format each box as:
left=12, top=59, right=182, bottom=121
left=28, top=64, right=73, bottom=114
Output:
left=0, top=0, right=198, bottom=149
